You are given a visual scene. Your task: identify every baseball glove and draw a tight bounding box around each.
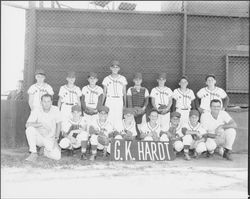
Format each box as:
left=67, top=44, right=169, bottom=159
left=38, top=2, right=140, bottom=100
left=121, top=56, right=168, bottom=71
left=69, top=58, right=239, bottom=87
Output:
left=122, top=130, right=133, bottom=141
left=151, top=131, right=159, bottom=141
left=89, top=126, right=99, bottom=135
left=97, top=135, right=109, bottom=146
left=134, top=106, right=144, bottom=116
left=158, top=104, right=169, bottom=114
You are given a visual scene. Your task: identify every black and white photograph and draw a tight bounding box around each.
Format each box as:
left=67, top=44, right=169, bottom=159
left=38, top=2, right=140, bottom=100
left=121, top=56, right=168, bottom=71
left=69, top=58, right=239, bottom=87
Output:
left=1, top=1, right=249, bottom=198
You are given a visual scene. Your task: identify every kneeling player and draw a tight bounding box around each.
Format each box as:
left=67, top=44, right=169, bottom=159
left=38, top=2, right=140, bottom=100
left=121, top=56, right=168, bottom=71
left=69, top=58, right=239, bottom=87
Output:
left=181, top=110, right=207, bottom=160
left=59, top=105, right=89, bottom=159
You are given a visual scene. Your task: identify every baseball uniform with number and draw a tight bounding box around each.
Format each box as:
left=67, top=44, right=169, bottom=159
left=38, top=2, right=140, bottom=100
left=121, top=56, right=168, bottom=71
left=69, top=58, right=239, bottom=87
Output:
left=197, top=87, right=227, bottom=112
left=150, top=86, right=173, bottom=131
left=102, top=75, right=127, bottom=130
left=82, top=85, right=103, bottom=123
left=173, top=88, right=195, bottom=125
left=200, top=110, right=236, bottom=152
left=59, top=85, right=82, bottom=121
left=27, top=83, right=54, bottom=110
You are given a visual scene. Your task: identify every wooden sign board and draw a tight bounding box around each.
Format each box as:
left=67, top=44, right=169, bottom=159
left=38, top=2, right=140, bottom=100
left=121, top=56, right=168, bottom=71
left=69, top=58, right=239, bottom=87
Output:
left=110, top=139, right=176, bottom=161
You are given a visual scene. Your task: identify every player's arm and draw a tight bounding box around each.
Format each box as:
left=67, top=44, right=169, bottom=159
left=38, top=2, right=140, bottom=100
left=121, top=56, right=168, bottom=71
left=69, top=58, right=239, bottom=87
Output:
left=127, top=88, right=133, bottom=108
left=217, top=119, right=237, bottom=131
left=191, top=99, right=196, bottom=110
left=166, top=96, right=173, bottom=111
left=123, top=85, right=127, bottom=107
left=142, top=96, right=149, bottom=111
left=81, top=95, right=87, bottom=111
left=77, top=96, right=81, bottom=106
left=97, top=94, right=103, bottom=110
left=57, top=96, right=63, bottom=110
left=102, top=86, right=107, bottom=105
left=222, top=96, right=229, bottom=110
left=28, top=94, right=35, bottom=110
left=151, top=97, right=157, bottom=110
left=55, top=122, right=62, bottom=140
left=195, top=95, right=203, bottom=114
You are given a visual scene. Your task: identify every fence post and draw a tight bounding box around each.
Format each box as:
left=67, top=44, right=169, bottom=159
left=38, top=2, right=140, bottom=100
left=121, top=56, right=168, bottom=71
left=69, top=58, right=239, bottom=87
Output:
left=182, top=1, right=187, bottom=76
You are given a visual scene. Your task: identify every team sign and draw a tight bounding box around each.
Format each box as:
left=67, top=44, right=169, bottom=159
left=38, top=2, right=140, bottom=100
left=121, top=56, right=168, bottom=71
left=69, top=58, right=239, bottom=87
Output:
left=110, top=139, right=176, bottom=161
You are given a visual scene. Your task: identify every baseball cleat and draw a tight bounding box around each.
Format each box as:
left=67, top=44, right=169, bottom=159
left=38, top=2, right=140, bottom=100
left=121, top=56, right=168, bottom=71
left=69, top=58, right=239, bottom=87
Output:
left=25, top=153, right=38, bottom=162
left=223, top=150, right=233, bottom=161
left=184, top=153, right=191, bottom=161
left=80, top=153, right=87, bottom=160
left=38, top=146, right=45, bottom=156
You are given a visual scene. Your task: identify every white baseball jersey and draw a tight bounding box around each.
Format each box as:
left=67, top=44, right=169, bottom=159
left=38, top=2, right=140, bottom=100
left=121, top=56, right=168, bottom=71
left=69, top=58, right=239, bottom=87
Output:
left=82, top=85, right=103, bottom=109
left=200, top=110, right=232, bottom=134
left=62, top=116, right=88, bottom=133
left=26, top=105, right=61, bottom=138
left=150, top=87, right=173, bottom=108
left=119, top=119, right=137, bottom=137
left=173, top=88, right=195, bottom=109
left=89, top=119, right=115, bottom=137
left=27, top=83, right=54, bottom=109
left=58, top=85, right=82, bottom=105
left=140, top=122, right=162, bottom=137
left=102, top=75, right=127, bottom=97
left=197, top=87, right=227, bottom=111
left=182, top=122, right=206, bottom=136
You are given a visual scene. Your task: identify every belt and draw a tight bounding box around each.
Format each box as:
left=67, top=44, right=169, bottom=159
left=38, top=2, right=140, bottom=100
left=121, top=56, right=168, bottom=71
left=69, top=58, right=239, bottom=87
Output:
left=107, top=95, right=122, bottom=98
left=64, top=103, right=77, bottom=105
left=177, top=108, right=190, bottom=110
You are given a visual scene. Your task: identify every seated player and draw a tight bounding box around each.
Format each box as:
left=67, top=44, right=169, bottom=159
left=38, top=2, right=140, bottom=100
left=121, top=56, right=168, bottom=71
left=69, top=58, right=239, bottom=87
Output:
left=181, top=110, right=207, bottom=160
left=59, top=105, right=89, bottom=159
left=88, top=106, right=119, bottom=160
left=200, top=99, right=237, bottom=160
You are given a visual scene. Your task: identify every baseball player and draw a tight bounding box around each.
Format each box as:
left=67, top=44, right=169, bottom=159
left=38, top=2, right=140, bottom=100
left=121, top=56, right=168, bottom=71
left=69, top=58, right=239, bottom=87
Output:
left=81, top=72, right=103, bottom=124
left=59, top=105, right=89, bottom=160
left=27, top=69, right=54, bottom=111
left=150, top=73, right=173, bottom=131
left=88, top=106, right=118, bottom=160
left=102, top=60, right=128, bottom=130
left=181, top=110, right=207, bottom=160
left=127, top=72, right=149, bottom=137
left=25, top=94, right=61, bottom=162
left=58, top=71, right=82, bottom=122
left=196, top=74, right=229, bottom=113
left=139, top=109, right=165, bottom=141
left=117, top=108, right=137, bottom=141
left=200, top=99, right=237, bottom=160
left=172, top=76, right=196, bottom=125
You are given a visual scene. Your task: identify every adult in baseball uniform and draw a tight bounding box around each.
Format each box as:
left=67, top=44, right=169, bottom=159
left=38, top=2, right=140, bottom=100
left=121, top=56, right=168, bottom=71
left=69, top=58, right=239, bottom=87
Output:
left=88, top=106, right=117, bottom=160
left=150, top=73, right=173, bottom=131
left=172, top=76, right=195, bottom=125
left=27, top=69, right=54, bottom=111
left=127, top=72, right=149, bottom=137
left=25, top=94, right=62, bottom=162
left=59, top=105, right=89, bottom=160
left=102, top=60, right=127, bottom=130
left=200, top=99, right=237, bottom=160
left=58, top=71, right=82, bottom=122
left=181, top=110, right=207, bottom=160
left=196, top=74, right=229, bottom=114
left=81, top=72, right=103, bottom=124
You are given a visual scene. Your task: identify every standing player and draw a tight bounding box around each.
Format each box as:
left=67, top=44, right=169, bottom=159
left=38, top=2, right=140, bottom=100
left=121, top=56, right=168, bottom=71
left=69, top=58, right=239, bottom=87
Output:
left=27, top=69, right=54, bottom=111
left=81, top=72, right=103, bottom=124
left=196, top=74, right=229, bottom=114
left=127, top=72, right=149, bottom=136
left=59, top=105, right=89, bottom=159
left=150, top=73, right=173, bottom=131
left=102, top=60, right=127, bottom=130
left=172, top=76, right=196, bottom=125
left=58, top=71, right=82, bottom=122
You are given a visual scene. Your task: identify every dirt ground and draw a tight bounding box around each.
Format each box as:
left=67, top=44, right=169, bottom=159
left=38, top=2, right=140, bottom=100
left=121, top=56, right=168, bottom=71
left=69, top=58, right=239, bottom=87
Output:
left=1, top=147, right=248, bottom=199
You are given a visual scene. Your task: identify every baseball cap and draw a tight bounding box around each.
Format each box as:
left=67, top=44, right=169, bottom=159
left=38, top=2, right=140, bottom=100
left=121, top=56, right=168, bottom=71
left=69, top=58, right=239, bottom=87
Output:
left=123, top=108, right=135, bottom=115
left=112, top=60, right=120, bottom=68
left=88, top=72, right=98, bottom=79
left=67, top=71, right=76, bottom=78
left=179, top=75, right=188, bottom=82
left=170, top=111, right=181, bottom=118
left=158, top=73, right=166, bottom=80
left=35, top=69, right=46, bottom=76
left=189, top=109, right=200, bottom=117
left=205, top=74, right=216, bottom=81
left=71, top=105, right=81, bottom=112
left=134, top=72, right=142, bottom=80
left=98, top=106, right=109, bottom=114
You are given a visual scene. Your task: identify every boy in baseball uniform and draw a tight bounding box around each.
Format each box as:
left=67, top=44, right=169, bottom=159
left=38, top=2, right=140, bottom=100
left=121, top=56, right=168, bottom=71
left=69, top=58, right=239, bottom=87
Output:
left=172, top=76, right=195, bottom=125
left=88, top=106, right=117, bottom=160
left=196, top=74, right=229, bottom=114
left=59, top=105, right=89, bottom=160
left=27, top=69, right=54, bottom=111
left=200, top=99, right=237, bottom=160
left=127, top=72, right=149, bottom=137
left=102, top=60, right=127, bottom=130
left=181, top=110, right=207, bottom=160
left=58, top=71, right=82, bottom=122
left=150, top=73, right=173, bottom=131
left=25, top=94, right=61, bottom=162
left=81, top=72, right=103, bottom=124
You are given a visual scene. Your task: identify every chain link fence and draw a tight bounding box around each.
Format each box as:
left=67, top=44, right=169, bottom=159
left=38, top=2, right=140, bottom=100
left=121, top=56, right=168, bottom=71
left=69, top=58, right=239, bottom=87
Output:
left=23, top=2, right=249, bottom=106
